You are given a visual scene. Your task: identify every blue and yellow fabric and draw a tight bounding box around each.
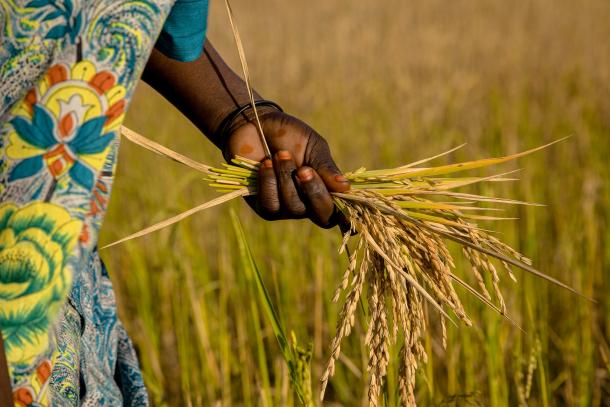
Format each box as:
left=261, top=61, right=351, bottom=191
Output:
left=0, top=0, right=209, bottom=405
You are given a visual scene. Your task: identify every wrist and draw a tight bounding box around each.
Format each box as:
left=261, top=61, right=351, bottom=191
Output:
left=214, top=100, right=283, bottom=152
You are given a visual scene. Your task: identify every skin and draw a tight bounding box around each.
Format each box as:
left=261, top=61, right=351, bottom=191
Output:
left=143, top=41, right=350, bottom=227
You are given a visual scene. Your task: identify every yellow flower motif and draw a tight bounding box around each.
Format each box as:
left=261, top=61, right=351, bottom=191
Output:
left=7, top=61, right=126, bottom=177
left=0, top=202, right=81, bottom=370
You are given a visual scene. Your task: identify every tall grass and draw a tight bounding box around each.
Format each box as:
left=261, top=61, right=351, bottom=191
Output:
left=231, top=210, right=313, bottom=406
left=100, top=0, right=610, bottom=405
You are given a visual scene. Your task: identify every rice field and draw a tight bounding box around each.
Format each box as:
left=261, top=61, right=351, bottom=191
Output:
left=99, top=0, right=610, bottom=405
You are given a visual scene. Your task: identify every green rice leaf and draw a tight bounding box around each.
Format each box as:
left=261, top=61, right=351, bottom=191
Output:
left=231, top=211, right=313, bottom=406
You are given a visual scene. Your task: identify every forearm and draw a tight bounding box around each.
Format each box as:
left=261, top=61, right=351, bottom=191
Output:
left=142, top=41, right=263, bottom=148
left=143, top=39, right=349, bottom=228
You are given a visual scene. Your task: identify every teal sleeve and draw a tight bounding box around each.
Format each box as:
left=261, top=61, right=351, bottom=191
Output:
left=156, top=0, right=209, bottom=62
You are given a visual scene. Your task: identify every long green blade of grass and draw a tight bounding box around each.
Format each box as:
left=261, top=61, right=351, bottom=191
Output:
left=231, top=210, right=313, bottom=406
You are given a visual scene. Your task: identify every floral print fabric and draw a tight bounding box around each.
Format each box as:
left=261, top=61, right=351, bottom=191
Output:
left=0, top=1, right=174, bottom=405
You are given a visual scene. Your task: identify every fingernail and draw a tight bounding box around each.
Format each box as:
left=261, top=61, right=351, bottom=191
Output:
left=263, top=159, right=273, bottom=168
left=277, top=150, right=291, bottom=160
left=298, top=168, right=314, bottom=181
left=335, top=174, right=348, bottom=183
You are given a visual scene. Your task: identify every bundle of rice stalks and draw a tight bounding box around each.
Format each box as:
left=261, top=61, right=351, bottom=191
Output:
left=106, top=128, right=585, bottom=406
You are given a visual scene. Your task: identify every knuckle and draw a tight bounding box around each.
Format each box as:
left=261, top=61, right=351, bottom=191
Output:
left=306, top=181, right=327, bottom=198
left=277, top=167, right=295, bottom=179
left=310, top=135, right=329, bottom=151
left=259, top=195, right=280, bottom=214
left=260, top=166, right=274, bottom=175
left=259, top=171, right=277, bottom=186
left=319, top=159, right=339, bottom=173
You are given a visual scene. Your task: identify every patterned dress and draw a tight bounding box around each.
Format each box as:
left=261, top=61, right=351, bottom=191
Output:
left=0, top=1, right=208, bottom=405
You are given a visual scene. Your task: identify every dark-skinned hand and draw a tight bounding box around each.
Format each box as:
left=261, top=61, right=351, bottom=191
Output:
left=224, top=111, right=350, bottom=228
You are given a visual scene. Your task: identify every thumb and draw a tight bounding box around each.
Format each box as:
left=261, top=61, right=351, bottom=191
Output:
left=307, top=137, right=350, bottom=193
left=316, top=164, right=350, bottom=193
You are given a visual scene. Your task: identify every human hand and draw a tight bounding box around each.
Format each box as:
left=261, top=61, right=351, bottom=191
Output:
left=223, top=111, right=350, bottom=227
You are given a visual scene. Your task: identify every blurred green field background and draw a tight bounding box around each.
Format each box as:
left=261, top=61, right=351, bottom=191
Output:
left=99, top=0, right=610, bottom=405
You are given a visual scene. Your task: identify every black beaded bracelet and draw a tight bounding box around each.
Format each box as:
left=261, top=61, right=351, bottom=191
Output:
left=215, top=100, right=283, bottom=146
